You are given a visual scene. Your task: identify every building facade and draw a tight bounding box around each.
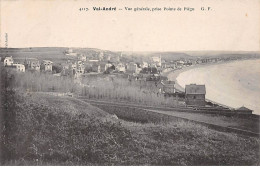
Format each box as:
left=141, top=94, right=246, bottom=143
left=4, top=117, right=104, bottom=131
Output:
left=13, top=64, right=25, bottom=72
left=185, top=84, right=206, bottom=106
left=41, top=60, right=53, bottom=72
left=25, top=58, right=40, bottom=71
left=4, top=56, right=14, bottom=66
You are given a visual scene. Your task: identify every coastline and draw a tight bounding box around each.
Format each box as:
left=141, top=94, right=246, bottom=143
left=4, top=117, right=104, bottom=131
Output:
left=164, top=63, right=221, bottom=92
left=165, top=58, right=260, bottom=92
left=165, top=58, right=260, bottom=113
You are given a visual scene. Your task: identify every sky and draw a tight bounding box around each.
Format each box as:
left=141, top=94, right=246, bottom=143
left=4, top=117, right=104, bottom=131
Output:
left=0, top=0, right=259, bottom=52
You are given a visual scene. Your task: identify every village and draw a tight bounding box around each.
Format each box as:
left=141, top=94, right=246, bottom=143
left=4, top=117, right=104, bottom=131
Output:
left=1, top=48, right=255, bottom=114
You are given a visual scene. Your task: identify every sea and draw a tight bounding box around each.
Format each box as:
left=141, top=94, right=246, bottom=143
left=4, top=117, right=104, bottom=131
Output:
left=175, top=59, right=260, bottom=115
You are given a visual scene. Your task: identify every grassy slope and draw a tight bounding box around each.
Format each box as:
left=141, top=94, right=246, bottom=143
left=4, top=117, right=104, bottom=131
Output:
left=95, top=104, right=260, bottom=165
left=1, top=91, right=140, bottom=165
left=149, top=109, right=260, bottom=133
left=1, top=92, right=259, bottom=165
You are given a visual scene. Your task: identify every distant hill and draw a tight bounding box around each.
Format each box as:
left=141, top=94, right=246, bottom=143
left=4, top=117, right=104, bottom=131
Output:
left=0, top=47, right=116, bottom=63
left=0, top=47, right=70, bottom=62
left=1, top=47, right=259, bottom=63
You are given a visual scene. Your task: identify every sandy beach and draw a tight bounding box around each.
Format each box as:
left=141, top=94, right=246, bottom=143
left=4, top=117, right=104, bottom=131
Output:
left=166, top=59, right=260, bottom=114
left=164, top=63, right=221, bottom=92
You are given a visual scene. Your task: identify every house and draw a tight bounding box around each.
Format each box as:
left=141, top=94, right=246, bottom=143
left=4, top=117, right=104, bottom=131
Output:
left=158, top=80, right=175, bottom=95
left=4, top=56, right=14, bottom=66
left=65, top=48, right=77, bottom=56
left=116, top=63, right=126, bottom=73
left=78, top=55, right=87, bottom=62
left=150, top=63, right=158, bottom=68
left=140, top=67, right=158, bottom=74
left=161, top=62, right=176, bottom=69
left=60, top=62, right=76, bottom=76
left=196, top=60, right=203, bottom=64
left=185, top=84, right=206, bottom=106
left=235, top=106, right=253, bottom=114
left=41, top=60, right=53, bottom=72
left=151, top=56, right=162, bottom=67
left=176, top=60, right=185, bottom=68
left=76, top=61, right=85, bottom=74
left=141, top=62, right=149, bottom=68
left=105, top=63, right=113, bottom=71
left=25, top=58, right=40, bottom=71
left=126, top=62, right=138, bottom=74
left=13, top=63, right=25, bottom=72
left=184, top=60, right=192, bottom=66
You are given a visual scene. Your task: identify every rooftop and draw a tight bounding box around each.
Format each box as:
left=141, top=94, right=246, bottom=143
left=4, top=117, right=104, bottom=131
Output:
left=161, top=80, right=175, bottom=85
left=185, top=84, right=206, bottom=94
left=236, top=106, right=252, bottom=111
left=43, top=60, right=53, bottom=63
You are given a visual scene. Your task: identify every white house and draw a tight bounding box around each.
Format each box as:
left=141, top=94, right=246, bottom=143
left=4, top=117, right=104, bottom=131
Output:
left=41, top=60, right=53, bottom=71
left=76, top=61, right=85, bottom=74
left=151, top=56, right=162, bottom=67
left=4, top=56, right=14, bottom=66
left=65, top=48, right=77, bottom=56
left=105, top=63, right=113, bottom=71
left=78, top=55, right=87, bottom=61
left=116, top=63, right=126, bottom=72
left=13, top=63, right=25, bottom=72
left=142, top=62, right=149, bottom=68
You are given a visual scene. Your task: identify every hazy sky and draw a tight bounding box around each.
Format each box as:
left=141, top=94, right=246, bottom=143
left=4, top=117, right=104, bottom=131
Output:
left=1, top=0, right=259, bottom=51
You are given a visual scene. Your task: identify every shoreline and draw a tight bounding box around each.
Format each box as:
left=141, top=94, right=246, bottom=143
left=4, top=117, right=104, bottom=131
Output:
left=165, top=58, right=260, bottom=113
left=165, top=58, right=260, bottom=92
left=164, top=63, right=221, bottom=92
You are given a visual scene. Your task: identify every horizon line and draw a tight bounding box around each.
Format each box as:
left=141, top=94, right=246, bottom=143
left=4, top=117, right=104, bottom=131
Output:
left=0, top=47, right=260, bottom=53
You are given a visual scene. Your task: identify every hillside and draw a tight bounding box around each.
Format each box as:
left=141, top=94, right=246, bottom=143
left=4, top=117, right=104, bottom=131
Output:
left=1, top=89, right=259, bottom=165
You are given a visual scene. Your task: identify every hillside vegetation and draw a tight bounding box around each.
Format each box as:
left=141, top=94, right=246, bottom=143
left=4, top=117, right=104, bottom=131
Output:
left=9, top=69, right=180, bottom=107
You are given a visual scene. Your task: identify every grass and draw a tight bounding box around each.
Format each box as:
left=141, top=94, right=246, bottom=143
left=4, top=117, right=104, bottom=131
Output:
left=0, top=91, right=142, bottom=165
left=1, top=94, right=259, bottom=165
left=148, top=109, right=260, bottom=133
left=93, top=104, right=177, bottom=124
left=1, top=90, right=259, bottom=165
left=129, top=121, right=260, bottom=165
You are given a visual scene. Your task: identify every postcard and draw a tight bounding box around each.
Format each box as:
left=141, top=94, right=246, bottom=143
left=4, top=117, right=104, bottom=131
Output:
left=0, top=0, right=259, bottom=166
